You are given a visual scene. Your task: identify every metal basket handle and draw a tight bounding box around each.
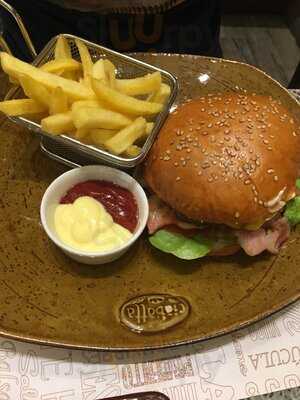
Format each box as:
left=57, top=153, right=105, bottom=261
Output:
left=0, top=0, right=36, bottom=58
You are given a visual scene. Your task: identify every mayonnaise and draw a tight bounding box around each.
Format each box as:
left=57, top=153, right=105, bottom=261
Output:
left=54, top=196, right=133, bottom=252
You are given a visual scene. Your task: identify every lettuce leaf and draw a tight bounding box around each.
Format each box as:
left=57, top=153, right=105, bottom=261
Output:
left=284, top=196, right=300, bottom=227
left=149, top=229, right=213, bottom=260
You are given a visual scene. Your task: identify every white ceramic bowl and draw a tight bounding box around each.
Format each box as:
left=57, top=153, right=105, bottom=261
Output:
left=40, top=165, right=149, bottom=265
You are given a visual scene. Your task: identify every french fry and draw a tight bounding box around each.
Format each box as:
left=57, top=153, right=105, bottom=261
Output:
left=116, top=72, right=161, bottom=96
left=41, top=112, right=74, bottom=135
left=75, top=39, right=93, bottom=87
left=55, top=36, right=72, bottom=59
left=40, top=59, right=81, bottom=74
left=92, top=59, right=106, bottom=81
left=89, top=128, right=117, bottom=145
left=146, top=122, right=154, bottom=135
left=0, top=98, right=47, bottom=116
left=104, top=117, right=146, bottom=155
left=92, top=78, right=163, bottom=116
left=49, top=86, right=69, bottom=115
left=75, top=127, right=89, bottom=139
left=103, top=59, right=116, bottom=88
left=71, top=100, right=103, bottom=113
left=72, top=107, right=132, bottom=130
left=0, top=52, right=95, bottom=101
left=54, top=36, right=78, bottom=80
left=0, top=49, right=169, bottom=159
left=19, top=74, right=51, bottom=108
left=124, top=145, right=142, bottom=157
left=148, top=83, right=171, bottom=104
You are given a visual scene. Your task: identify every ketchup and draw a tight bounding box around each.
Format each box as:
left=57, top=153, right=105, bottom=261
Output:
left=60, top=180, right=138, bottom=232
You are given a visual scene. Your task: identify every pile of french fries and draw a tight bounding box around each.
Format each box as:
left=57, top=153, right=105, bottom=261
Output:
left=0, top=36, right=171, bottom=157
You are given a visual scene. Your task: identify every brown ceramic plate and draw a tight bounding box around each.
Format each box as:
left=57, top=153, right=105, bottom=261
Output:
left=0, top=54, right=299, bottom=351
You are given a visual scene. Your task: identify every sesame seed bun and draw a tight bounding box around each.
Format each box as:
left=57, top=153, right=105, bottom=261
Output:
left=144, top=93, right=300, bottom=230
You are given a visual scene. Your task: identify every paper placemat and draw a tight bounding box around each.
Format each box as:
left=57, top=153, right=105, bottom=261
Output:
left=1, top=299, right=299, bottom=400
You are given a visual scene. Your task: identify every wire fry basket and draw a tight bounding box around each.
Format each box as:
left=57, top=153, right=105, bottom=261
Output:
left=4, top=33, right=178, bottom=169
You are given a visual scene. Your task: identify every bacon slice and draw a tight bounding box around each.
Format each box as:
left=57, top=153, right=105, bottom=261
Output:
left=147, top=196, right=291, bottom=257
left=147, top=195, right=198, bottom=234
left=236, top=217, right=290, bottom=256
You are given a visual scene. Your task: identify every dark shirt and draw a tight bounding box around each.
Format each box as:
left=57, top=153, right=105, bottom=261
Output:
left=1, top=0, right=221, bottom=60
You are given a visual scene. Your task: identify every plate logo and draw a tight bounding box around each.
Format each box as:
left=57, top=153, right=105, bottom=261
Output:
left=119, top=294, right=190, bottom=333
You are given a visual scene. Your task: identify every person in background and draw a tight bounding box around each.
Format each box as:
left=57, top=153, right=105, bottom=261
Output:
left=0, top=0, right=222, bottom=61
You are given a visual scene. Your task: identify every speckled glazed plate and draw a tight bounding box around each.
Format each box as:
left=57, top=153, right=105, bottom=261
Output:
left=0, top=54, right=300, bottom=351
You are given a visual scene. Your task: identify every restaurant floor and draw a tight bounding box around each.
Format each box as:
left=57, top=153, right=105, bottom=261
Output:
left=221, top=14, right=300, bottom=88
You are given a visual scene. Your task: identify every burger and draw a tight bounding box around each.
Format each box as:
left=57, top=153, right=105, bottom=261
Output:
left=143, top=93, right=300, bottom=259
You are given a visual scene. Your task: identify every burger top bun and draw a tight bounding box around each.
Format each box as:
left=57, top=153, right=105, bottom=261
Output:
left=144, top=93, right=300, bottom=230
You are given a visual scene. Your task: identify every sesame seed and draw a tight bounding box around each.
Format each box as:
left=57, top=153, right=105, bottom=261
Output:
left=293, top=131, right=297, bottom=137
left=267, top=146, right=273, bottom=151
left=244, top=179, right=251, bottom=185
left=224, top=129, right=230, bottom=134
left=254, top=197, right=258, bottom=203
left=166, top=150, right=171, bottom=154
left=202, top=131, right=208, bottom=136
left=202, top=161, right=210, bottom=169
left=267, top=169, right=274, bottom=174
left=235, top=211, right=240, bottom=218
left=198, top=171, right=202, bottom=176
left=274, top=175, right=278, bottom=181
left=258, top=200, right=263, bottom=205
left=201, top=108, right=205, bottom=112
left=263, top=139, right=269, bottom=145
left=208, top=123, right=213, bottom=128
left=208, top=177, right=213, bottom=183
left=163, top=156, right=170, bottom=161
left=194, top=162, right=198, bottom=167
left=174, top=162, right=179, bottom=167
left=176, top=176, right=181, bottom=181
